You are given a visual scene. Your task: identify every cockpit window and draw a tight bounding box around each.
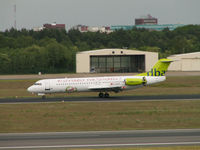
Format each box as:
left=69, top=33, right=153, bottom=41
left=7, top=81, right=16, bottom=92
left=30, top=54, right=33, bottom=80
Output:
left=34, top=83, right=42, bottom=86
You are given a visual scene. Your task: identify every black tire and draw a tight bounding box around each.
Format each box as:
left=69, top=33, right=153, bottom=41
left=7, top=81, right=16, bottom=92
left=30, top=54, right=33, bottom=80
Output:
left=99, top=92, right=104, bottom=98
left=104, top=93, right=109, bottom=98
left=42, top=95, right=46, bottom=99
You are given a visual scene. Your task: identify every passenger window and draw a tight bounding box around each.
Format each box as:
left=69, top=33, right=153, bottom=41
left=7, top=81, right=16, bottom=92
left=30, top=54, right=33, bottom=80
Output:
left=34, top=83, right=42, bottom=86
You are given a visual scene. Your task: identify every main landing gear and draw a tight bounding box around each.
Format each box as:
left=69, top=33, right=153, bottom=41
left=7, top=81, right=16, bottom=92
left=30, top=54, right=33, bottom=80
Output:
left=42, top=95, right=46, bottom=99
left=99, top=92, right=109, bottom=98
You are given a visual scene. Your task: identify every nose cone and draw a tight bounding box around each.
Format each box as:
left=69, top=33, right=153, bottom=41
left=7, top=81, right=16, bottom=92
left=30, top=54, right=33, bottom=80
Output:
left=27, top=86, right=33, bottom=93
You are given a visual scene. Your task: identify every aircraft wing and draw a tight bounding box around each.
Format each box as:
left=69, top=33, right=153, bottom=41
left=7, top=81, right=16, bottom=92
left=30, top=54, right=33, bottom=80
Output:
left=88, top=84, right=124, bottom=92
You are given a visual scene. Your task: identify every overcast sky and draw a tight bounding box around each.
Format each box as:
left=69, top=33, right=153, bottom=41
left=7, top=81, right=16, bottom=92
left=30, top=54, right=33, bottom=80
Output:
left=1, top=0, right=200, bottom=31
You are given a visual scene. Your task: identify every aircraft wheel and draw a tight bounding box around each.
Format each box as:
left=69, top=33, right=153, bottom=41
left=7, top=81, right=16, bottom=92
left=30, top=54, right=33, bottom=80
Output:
left=104, top=93, right=109, bottom=98
left=42, top=95, right=46, bottom=99
left=99, top=92, right=104, bottom=98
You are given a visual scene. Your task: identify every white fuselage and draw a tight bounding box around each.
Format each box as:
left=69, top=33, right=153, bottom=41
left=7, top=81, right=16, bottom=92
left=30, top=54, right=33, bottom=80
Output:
left=27, top=75, right=166, bottom=95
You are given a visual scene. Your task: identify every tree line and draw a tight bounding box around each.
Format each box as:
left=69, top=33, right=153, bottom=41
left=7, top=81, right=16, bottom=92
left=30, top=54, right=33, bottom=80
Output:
left=0, top=25, right=200, bottom=74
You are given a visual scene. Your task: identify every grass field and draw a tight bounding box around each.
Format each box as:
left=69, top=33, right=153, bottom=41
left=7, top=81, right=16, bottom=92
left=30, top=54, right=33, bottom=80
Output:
left=0, top=76, right=200, bottom=98
left=0, top=100, right=200, bottom=133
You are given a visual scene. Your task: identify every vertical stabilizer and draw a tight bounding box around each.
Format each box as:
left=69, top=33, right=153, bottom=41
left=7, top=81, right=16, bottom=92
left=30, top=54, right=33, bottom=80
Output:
left=137, top=59, right=173, bottom=76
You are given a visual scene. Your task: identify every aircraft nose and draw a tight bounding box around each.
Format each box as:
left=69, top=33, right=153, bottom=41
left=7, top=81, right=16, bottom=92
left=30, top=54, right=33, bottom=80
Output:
left=27, top=86, right=33, bottom=92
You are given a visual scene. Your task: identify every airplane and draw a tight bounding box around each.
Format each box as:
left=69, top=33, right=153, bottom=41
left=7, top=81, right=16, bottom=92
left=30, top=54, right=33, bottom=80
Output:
left=27, top=58, right=173, bottom=99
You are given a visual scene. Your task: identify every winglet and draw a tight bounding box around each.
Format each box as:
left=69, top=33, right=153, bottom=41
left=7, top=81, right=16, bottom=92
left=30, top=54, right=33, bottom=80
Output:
left=137, top=59, right=173, bottom=76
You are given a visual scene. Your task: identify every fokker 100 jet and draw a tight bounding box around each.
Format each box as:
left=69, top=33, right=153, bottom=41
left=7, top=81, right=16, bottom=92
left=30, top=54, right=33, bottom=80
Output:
left=27, top=59, right=172, bottom=98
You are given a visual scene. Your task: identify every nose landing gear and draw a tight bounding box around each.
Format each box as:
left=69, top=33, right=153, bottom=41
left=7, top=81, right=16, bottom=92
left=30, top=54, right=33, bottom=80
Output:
left=99, top=92, right=110, bottom=98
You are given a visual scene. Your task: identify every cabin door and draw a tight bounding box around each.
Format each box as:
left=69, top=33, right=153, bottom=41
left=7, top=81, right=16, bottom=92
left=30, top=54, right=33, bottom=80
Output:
left=45, top=80, right=50, bottom=91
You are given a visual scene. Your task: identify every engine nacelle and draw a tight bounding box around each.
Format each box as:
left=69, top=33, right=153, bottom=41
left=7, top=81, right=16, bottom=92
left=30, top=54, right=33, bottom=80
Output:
left=125, top=78, right=145, bottom=86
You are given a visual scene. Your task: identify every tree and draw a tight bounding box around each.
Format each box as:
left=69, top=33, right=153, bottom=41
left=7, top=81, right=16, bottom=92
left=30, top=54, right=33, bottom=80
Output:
left=0, top=25, right=200, bottom=74
left=0, top=53, right=11, bottom=73
left=45, top=40, right=73, bottom=73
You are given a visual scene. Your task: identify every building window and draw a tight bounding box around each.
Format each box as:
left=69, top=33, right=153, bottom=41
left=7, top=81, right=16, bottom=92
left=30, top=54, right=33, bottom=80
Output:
left=90, top=55, right=145, bottom=73
left=106, top=56, right=114, bottom=72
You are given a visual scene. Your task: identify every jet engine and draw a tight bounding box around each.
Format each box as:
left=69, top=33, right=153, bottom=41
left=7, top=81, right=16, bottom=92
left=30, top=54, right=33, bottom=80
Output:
left=125, top=77, right=147, bottom=86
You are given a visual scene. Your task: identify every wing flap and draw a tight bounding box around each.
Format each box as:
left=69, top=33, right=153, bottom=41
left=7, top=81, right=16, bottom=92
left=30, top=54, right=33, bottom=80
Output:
left=88, top=85, right=123, bottom=92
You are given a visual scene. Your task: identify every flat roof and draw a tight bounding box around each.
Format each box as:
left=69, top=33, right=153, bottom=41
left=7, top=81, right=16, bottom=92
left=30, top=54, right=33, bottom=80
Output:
left=77, top=49, right=158, bottom=54
left=169, top=52, right=200, bottom=57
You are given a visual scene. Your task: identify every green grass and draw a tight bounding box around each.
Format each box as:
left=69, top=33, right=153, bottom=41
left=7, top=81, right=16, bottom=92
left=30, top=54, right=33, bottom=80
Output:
left=152, top=76, right=200, bottom=87
left=0, top=76, right=200, bottom=98
left=0, top=100, right=200, bottom=133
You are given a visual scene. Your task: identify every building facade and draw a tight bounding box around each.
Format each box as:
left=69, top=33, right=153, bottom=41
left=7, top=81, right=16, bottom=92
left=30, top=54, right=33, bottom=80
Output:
left=135, top=14, right=158, bottom=25
left=167, top=52, right=200, bottom=71
left=76, top=49, right=158, bottom=73
left=135, top=24, right=185, bottom=31
left=43, top=23, right=65, bottom=30
left=110, top=24, right=185, bottom=31
left=71, top=25, right=112, bottom=33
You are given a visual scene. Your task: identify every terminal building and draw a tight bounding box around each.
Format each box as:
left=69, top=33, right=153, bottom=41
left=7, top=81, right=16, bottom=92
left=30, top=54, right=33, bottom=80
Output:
left=76, top=49, right=158, bottom=73
left=167, top=52, right=200, bottom=71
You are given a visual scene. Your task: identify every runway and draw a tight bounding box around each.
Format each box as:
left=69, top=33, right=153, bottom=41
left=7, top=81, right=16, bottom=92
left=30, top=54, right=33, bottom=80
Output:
left=0, top=129, right=200, bottom=149
left=0, top=94, right=200, bottom=104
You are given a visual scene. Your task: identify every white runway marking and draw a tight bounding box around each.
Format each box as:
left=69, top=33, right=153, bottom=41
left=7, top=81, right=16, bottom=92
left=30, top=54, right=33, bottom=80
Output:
left=1, top=142, right=200, bottom=149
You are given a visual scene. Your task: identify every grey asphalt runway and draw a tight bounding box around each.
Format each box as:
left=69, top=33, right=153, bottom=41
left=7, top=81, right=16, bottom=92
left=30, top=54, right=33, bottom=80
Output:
left=0, top=129, right=200, bottom=149
left=0, top=94, right=200, bottom=104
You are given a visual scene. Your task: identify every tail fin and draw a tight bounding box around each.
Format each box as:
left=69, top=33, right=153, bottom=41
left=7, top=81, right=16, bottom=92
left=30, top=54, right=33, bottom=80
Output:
left=137, top=59, right=173, bottom=76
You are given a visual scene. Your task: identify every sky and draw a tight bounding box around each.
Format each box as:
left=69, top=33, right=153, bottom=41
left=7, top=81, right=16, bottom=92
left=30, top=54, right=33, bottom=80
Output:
left=1, top=0, right=200, bottom=31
